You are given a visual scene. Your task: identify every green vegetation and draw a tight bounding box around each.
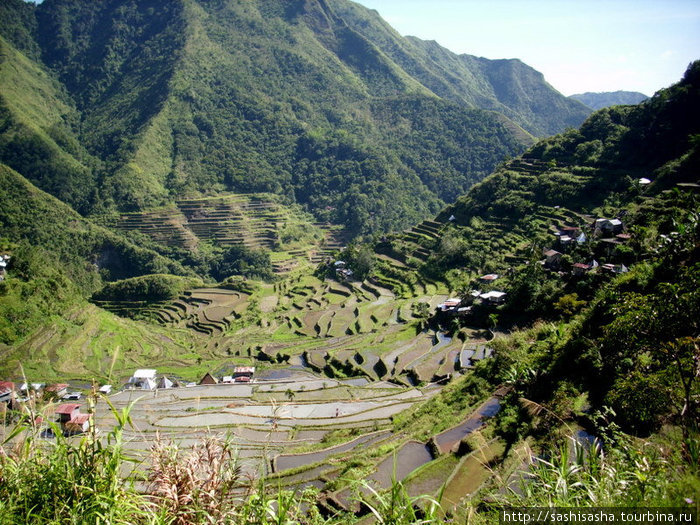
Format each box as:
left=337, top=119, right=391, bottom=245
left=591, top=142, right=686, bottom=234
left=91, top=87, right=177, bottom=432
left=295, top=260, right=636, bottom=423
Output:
left=0, top=0, right=698, bottom=519
left=0, top=162, right=190, bottom=348
left=92, top=274, right=204, bottom=303
left=213, top=245, right=274, bottom=282
left=0, top=0, right=590, bottom=236
left=570, top=90, right=649, bottom=110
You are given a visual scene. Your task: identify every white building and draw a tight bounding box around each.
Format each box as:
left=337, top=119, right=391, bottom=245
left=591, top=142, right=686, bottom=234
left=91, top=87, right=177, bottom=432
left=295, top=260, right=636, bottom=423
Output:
left=127, top=369, right=157, bottom=390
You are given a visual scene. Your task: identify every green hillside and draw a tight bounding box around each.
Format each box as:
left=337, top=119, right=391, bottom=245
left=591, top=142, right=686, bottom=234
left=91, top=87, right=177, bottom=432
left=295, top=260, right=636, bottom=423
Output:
left=0, top=64, right=697, bottom=524
left=0, top=0, right=591, bottom=235
left=0, top=162, right=191, bottom=344
left=0, top=34, right=99, bottom=215
left=0, top=1, right=697, bottom=521
left=332, top=0, right=591, bottom=136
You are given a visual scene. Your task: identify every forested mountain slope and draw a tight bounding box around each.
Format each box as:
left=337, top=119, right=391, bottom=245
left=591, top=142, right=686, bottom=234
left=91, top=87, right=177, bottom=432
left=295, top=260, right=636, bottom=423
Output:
left=370, top=61, right=699, bottom=438
left=0, top=162, right=189, bottom=346
left=331, top=0, right=591, bottom=136
left=570, top=90, right=649, bottom=110
left=0, top=0, right=590, bottom=235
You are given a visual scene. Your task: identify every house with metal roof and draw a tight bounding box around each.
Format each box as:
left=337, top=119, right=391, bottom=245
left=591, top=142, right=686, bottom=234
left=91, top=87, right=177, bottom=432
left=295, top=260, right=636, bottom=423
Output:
left=127, top=369, right=157, bottom=390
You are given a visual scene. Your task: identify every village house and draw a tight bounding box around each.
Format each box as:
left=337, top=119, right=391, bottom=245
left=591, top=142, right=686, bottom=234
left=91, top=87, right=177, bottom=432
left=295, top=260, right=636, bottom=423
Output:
left=199, top=372, right=218, bottom=385
left=45, top=383, right=69, bottom=399
left=559, top=225, right=581, bottom=236
left=594, top=218, right=624, bottom=236
left=602, top=263, right=629, bottom=274
left=334, top=260, right=354, bottom=280
left=552, top=226, right=585, bottom=250
left=157, top=376, right=175, bottom=389
left=127, top=369, right=157, bottom=390
left=479, top=290, right=507, bottom=305
left=20, top=383, right=44, bottom=397
left=55, top=403, right=91, bottom=434
left=0, top=381, right=16, bottom=405
left=558, top=234, right=574, bottom=249
left=478, top=273, right=499, bottom=283
left=437, top=298, right=462, bottom=312
left=455, top=306, right=472, bottom=317
left=598, top=232, right=630, bottom=256
left=336, top=267, right=354, bottom=280
left=55, top=403, right=79, bottom=424
left=543, top=249, right=563, bottom=270
left=572, top=262, right=593, bottom=277
left=233, top=366, right=255, bottom=382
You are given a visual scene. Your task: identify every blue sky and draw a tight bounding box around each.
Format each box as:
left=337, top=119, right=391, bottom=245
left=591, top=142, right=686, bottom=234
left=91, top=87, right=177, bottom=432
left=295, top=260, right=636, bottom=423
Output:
left=354, top=0, right=700, bottom=96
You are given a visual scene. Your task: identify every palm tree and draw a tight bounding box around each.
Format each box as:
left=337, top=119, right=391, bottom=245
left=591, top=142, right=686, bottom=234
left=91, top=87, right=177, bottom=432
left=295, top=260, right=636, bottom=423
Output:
left=488, top=313, right=499, bottom=339
left=284, top=388, right=295, bottom=403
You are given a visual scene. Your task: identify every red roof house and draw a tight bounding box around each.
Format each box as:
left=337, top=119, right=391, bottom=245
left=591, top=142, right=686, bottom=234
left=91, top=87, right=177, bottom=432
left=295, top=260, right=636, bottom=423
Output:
left=233, top=367, right=255, bottom=382
left=55, top=403, right=91, bottom=434
left=0, top=381, right=16, bottom=404
left=55, top=403, right=80, bottom=423
left=45, top=384, right=69, bottom=398
left=65, top=414, right=91, bottom=434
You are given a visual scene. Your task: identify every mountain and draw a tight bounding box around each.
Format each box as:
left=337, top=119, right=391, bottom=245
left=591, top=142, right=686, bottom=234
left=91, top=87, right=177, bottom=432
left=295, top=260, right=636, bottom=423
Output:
left=357, top=62, right=699, bottom=459
left=331, top=0, right=592, bottom=136
left=570, top=90, right=649, bottom=110
left=0, top=60, right=697, bottom=523
left=0, top=0, right=591, bottom=236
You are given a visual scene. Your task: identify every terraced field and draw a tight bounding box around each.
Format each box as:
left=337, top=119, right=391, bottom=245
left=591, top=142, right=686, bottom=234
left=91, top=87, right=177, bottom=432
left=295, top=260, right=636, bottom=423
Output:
left=89, top=262, right=492, bottom=388
left=92, top=371, right=432, bottom=480
left=109, top=193, right=345, bottom=274
left=79, top=368, right=506, bottom=514
left=8, top=189, right=514, bottom=511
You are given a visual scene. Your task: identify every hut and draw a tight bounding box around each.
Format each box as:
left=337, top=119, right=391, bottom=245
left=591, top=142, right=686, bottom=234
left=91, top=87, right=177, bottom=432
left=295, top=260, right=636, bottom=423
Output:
left=199, top=372, right=218, bottom=385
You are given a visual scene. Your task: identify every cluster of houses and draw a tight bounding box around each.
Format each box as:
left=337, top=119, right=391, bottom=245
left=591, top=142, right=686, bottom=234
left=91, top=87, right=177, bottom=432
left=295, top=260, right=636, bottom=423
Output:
left=0, top=366, right=258, bottom=436
left=125, top=366, right=256, bottom=390
left=55, top=403, right=91, bottom=434
left=437, top=273, right=507, bottom=317
left=543, top=217, right=630, bottom=276
left=0, top=381, right=94, bottom=435
left=437, top=215, right=634, bottom=319
left=0, top=381, right=82, bottom=407
left=0, top=254, right=10, bottom=281
left=333, top=260, right=354, bottom=280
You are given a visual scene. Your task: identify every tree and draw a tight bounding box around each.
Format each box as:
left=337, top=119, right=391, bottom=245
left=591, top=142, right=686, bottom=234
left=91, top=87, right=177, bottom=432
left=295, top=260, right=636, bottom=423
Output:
left=488, top=313, right=499, bottom=338
left=554, top=293, right=586, bottom=318
left=412, top=301, right=431, bottom=331
left=284, top=388, right=295, bottom=403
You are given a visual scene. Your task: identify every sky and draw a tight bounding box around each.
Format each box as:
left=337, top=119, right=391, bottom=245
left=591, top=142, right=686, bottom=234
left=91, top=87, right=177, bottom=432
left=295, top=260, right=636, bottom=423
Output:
left=353, top=0, right=700, bottom=96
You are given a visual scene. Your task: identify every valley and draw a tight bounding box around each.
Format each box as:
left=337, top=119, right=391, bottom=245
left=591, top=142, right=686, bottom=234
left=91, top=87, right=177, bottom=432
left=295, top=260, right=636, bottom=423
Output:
left=0, top=0, right=697, bottom=522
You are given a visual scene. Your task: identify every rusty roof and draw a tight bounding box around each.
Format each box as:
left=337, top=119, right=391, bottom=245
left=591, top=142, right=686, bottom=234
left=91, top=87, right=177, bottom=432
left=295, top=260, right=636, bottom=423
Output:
left=55, top=404, right=80, bottom=414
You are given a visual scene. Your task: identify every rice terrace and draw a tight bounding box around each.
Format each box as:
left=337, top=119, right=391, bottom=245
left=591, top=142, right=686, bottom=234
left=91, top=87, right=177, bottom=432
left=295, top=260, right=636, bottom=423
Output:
left=1, top=199, right=508, bottom=517
left=0, top=0, right=698, bottom=522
